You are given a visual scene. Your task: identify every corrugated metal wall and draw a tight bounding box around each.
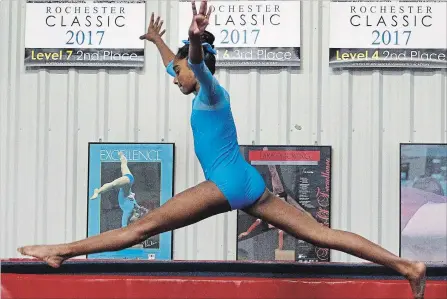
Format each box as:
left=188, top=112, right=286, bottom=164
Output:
left=1, top=0, right=446, bottom=262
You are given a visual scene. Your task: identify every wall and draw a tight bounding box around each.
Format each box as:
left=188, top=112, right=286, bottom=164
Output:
left=1, top=0, right=446, bottom=262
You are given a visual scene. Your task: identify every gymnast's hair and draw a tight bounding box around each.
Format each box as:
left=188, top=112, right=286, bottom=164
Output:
left=176, top=30, right=216, bottom=74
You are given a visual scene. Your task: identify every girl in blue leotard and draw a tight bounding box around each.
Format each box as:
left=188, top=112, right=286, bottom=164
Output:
left=18, top=2, right=426, bottom=297
left=90, top=152, right=137, bottom=228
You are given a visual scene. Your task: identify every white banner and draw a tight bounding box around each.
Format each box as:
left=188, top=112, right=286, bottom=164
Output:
left=329, top=0, right=447, bottom=68
left=24, top=0, right=146, bottom=68
left=330, top=1, right=447, bottom=49
left=177, top=0, right=301, bottom=67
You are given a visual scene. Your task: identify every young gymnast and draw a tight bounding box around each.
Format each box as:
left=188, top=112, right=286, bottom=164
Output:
left=18, top=1, right=426, bottom=298
left=90, top=151, right=137, bottom=228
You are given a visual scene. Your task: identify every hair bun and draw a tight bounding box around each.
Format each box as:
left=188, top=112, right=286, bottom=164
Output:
left=201, top=31, right=215, bottom=46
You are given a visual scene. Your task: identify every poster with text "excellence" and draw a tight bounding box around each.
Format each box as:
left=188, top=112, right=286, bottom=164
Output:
left=87, top=143, right=174, bottom=260
left=24, top=0, right=146, bottom=69
left=329, top=0, right=447, bottom=69
left=178, top=0, right=301, bottom=67
left=237, top=146, right=331, bottom=263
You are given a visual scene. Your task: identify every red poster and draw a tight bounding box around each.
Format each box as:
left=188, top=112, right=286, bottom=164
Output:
left=237, top=145, right=332, bottom=263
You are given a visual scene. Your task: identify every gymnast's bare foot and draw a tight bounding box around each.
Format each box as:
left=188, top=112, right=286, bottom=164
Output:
left=17, top=245, right=68, bottom=268
left=119, top=151, right=127, bottom=163
left=407, top=262, right=426, bottom=299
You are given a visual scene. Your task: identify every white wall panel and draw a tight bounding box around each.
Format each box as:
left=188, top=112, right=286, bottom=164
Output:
left=1, top=0, right=446, bottom=263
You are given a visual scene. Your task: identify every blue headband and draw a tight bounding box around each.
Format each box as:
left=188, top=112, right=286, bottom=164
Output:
left=182, top=40, right=217, bottom=55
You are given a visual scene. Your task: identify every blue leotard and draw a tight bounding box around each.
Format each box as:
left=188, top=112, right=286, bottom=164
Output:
left=166, top=59, right=266, bottom=210
left=118, top=173, right=136, bottom=227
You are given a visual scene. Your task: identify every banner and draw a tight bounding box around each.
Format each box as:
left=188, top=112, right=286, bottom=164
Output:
left=87, top=142, right=174, bottom=260
left=329, top=1, right=447, bottom=69
left=237, top=145, right=331, bottom=262
left=24, top=0, right=146, bottom=69
left=177, top=0, right=301, bottom=67
left=400, top=144, right=447, bottom=263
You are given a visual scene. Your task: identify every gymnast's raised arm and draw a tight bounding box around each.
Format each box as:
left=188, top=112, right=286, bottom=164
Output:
left=186, top=0, right=224, bottom=106
left=140, top=13, right=175, bottom=71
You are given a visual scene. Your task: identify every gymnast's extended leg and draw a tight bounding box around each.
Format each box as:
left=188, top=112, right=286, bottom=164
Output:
left=18, top=181, right=231, bottom=268
left=119, top=152, right=132, bottom=176
left=90, top=152, right=132, bottom=200
left=243, top=190, right=426, bottom=299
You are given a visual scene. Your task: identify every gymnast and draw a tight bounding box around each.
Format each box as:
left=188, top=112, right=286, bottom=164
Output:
left=90, top=151, right=138, bottom=228
left=18, top=1, right=426, bottom=298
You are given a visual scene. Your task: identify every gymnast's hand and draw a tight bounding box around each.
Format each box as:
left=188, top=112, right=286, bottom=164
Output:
left=139, top=12, right=166, bottom=42
left=189, top=0, right=212, bottom=39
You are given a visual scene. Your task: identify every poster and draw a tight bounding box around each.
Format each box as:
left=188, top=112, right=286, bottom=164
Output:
left=329, top=0, right=447, bottom=69
left=87, top=142, right=174, bottom=260
left=177, top=0, right=301, bottom=67
left=237, top=145, right=331, bottom=262
left=24, top=0, right=146, bottom=69
left=400, top=143, right=447, bottom=263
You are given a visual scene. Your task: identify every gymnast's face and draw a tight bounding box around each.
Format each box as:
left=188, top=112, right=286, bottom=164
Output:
left=173, top=58, right=198, bottom=95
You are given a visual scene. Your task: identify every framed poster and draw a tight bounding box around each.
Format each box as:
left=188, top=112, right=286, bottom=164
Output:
left=237, top=145, right=331, bottom=262
left=24, top=0, right=146, bottom=69
left=87, top=142, right=174, bottom=260
left=329, top=0, right=447, bottom=69
left=177, top=0, right=301, bottom=67
left=400, top=143, right=447, bottom=263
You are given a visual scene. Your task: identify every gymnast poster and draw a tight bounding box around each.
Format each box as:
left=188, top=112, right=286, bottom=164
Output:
left=87, top=142, right=174, bottom=260
left=237, top=145, right=331, bottom=262
left=400, top=143, right=447, bottom=263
